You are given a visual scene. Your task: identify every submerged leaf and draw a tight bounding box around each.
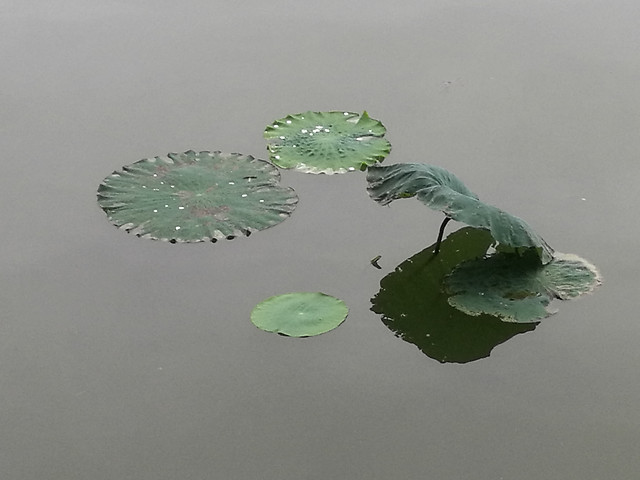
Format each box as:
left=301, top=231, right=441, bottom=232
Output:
left=97, top=150, right=298, bottom=242
left=366, top=163, right=554, bottom=264
left=445, top=250, right=602, bottom=323
left=264, top=111, right=391, bottom=174
left=251, top=292, right=348, bottom=337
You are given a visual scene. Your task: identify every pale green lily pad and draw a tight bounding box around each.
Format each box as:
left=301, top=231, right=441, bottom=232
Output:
left=367, top=163, right=554, bottom=264
left=445, top=250, right=602, bottom=323
left=251, top=292, right=348, bottom=337
left=264, top=111, right=391, bottom=174
left=97, top=150, right=298, bottom=242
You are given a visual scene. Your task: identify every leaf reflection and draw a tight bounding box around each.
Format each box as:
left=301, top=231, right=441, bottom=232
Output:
left=370, top=227, right=536, bottom=364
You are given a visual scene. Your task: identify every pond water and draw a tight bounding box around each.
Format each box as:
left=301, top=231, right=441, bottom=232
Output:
left=3, top=1, right=639, bottom=478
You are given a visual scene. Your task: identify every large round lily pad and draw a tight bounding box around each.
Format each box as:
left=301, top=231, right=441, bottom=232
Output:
left=97, top=150, right=298, bottom=242
left=251, top=292, right=348, bottom=337
left=264, top=111, right=391, bottom=174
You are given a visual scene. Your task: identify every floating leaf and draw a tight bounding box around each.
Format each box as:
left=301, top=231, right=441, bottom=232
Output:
left=371, top=227, right=536, bottom=363
left=251, top=292, right=348, bottom=337
left=445, top=250, right=602, bottom=323
left=264, top=111, right=391, bottom=174
left=366, top=163, right=554, bottom=264
left=97, top=150, right=298, bottom=242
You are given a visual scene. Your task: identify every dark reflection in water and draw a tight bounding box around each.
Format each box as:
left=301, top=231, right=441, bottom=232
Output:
left=371, top=227, right=537, bottom=363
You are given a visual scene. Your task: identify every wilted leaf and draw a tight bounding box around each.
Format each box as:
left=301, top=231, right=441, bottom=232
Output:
left=264, top=111, right=391, bottom=174
left=97, top=150, right=298, bottom=242
left=366, top=163, right=554, bottom=264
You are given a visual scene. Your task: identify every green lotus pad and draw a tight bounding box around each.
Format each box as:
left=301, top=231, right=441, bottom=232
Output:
left=445, top=250, right=602, bottom=323
left=367, top=163, right=554, bottom=264
left=264, top=111, right=391, bottom=174
left=97, top=150, right=298, bottom=242
left=251, top=292, right=348, bottom=337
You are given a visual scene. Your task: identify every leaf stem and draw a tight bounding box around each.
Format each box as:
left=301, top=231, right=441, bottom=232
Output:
left=434, top=216, right=452, bottom=255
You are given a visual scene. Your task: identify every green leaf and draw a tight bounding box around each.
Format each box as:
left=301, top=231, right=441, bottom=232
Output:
left=251, top=292, right=348, bottom=337
left=371, top=227, right=537, bottom=363
left=97, top=150, right=298, bottom=242
left=264, top=111, right=391, bottom=174
left=445, top=250, right=602, bottom=323
left=366, top=163, right=554, bottom=264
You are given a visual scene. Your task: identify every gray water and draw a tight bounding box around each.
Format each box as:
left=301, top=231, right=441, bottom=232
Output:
left=3, top=1, right=640, bottom=479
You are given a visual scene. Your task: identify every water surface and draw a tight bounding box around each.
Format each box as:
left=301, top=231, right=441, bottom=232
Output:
left=2, top=1, right=639, bottom=478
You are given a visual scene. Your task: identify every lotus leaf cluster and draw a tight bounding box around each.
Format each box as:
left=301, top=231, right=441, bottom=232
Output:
left=95, top=110, right=602, bottom=345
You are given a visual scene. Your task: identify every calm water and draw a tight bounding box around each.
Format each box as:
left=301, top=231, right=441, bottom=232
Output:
left=3, top=1, right=639, bottom=478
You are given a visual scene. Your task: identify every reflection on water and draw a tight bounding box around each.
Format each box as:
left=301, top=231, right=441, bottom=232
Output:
left=371, top=227, right=536, bottom=363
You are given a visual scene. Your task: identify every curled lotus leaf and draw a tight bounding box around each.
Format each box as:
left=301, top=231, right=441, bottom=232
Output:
left=97, top=150, right=298, bottom=242
left=264, top=111, right=391, bottom=174
left=444, top=250, right=602, bottom=323
left=251, top=292, right=348, bottom=337
left=366, top=163, right=554, bottom=264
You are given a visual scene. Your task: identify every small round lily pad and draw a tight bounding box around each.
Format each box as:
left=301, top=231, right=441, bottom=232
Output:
left=264, top=111, right=391, bottom=174
left=97, top=150, right=298, bottom=242
left=251, top=292, right=348, bottom=337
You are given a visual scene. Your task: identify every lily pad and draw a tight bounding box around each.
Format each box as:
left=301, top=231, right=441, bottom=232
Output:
left=251, top=292, right=348, bottom=337
left=445, top=249, right=602, bottom=323
left=366, top=163, right=554, bottom=264
left=97, top=150, right=298, bottom=242
left=264, top=111, right=391, bottom=174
